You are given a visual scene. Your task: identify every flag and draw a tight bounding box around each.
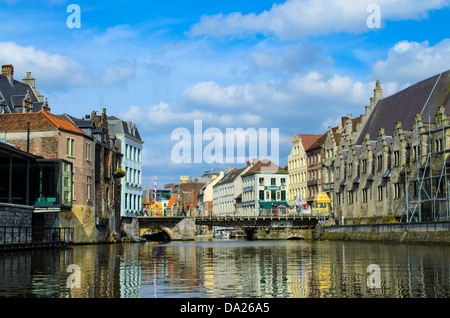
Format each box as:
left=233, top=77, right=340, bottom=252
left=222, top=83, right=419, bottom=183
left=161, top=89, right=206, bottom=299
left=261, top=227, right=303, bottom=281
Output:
left=295, top=195, right=300, bottom=206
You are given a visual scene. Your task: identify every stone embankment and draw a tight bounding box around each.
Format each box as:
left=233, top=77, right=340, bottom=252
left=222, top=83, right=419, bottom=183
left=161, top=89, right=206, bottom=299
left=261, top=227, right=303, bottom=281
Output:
left=317, top=221, right=450, bottom=243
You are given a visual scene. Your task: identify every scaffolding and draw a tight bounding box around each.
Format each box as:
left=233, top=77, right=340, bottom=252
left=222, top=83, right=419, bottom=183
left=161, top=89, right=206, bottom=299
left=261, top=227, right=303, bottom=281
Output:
left=404, top=111, right=450, bottom=223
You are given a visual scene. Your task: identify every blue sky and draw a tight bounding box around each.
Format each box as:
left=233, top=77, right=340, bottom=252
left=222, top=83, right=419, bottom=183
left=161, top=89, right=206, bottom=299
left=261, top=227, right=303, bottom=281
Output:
left=1, top=0, right=449, bottom=187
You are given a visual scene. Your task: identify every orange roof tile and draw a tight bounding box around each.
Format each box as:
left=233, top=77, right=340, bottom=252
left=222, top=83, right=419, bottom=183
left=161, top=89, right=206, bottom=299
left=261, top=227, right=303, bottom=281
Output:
left=296, top=134, right=322, bottom=150
left=0, top=110, right=89, bottom=137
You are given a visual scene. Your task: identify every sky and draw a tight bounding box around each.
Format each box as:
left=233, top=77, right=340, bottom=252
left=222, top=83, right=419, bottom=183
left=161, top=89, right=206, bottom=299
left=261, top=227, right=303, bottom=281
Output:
left=0, top=0, right=449, bottom=188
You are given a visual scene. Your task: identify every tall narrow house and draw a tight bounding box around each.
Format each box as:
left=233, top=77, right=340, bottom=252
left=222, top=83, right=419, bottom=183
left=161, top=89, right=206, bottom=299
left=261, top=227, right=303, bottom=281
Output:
left=107, top=116, right=144, bottom=221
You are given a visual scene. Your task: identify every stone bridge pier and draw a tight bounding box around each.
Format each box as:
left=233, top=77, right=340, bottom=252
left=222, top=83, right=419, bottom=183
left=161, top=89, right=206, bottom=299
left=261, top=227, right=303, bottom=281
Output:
left=138, top=217, right=196, bottom=241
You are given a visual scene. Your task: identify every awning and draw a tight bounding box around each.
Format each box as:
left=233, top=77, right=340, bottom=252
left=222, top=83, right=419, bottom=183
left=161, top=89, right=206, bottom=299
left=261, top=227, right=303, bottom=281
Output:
left=316, top=192, right=330, bottom=204
left=258, top=201, right=291, bottom=208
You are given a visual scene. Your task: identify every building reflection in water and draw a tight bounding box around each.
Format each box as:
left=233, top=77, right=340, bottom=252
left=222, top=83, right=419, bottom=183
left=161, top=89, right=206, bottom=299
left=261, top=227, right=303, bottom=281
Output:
left=0, top=240, right=448, bottom=298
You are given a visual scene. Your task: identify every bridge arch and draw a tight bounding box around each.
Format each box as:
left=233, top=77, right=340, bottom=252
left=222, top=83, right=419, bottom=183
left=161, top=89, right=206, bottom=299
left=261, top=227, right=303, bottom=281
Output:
left=139, top=226, right=175, bottom=241
left=160, top=227, right=175, bottom=241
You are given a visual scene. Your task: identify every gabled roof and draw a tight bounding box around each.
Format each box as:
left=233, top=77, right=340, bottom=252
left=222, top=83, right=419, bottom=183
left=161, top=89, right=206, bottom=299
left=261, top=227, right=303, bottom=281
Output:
left=356, top=69, right=450, bottom=144
left=306, top=132, right=327, bottom=152
left=0, top=75, right=41, bottom=113
left=107, top=116, right=143, bottom=142
left=296, top=134, right=322, bottom=150
left=0, top=110, right=90, bottom=137
left=242, top=160, right=287, bottom=176
left=215, top=167, right=246, bottom=186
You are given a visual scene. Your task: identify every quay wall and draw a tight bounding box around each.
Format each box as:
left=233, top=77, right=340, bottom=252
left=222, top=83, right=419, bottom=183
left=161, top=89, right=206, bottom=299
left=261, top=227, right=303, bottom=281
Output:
left=0, top=202, right=33, bottom=228
left=249, top=228, right=314, bottom=240
left=318, top=222, right=450, bottom=243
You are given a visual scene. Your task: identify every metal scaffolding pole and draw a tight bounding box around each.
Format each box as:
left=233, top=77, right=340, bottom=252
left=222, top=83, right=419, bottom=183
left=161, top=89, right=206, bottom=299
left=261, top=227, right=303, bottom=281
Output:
left=404, top=111, right=450, bottom=222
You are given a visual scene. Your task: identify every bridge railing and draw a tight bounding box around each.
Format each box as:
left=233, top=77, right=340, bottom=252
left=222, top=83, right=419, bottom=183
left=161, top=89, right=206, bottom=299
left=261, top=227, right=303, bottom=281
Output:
left=199, top=208, right=322, bottom=219
left=139, top=207, right=327, bottom=220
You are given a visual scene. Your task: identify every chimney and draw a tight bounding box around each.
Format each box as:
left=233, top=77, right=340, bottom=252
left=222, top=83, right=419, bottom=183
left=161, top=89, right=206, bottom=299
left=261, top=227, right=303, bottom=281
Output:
left=1, top=64, right=14, bottom=85
left=146, top=186, right=150, bottom=202
left=22, top=72, right=35, bottom=89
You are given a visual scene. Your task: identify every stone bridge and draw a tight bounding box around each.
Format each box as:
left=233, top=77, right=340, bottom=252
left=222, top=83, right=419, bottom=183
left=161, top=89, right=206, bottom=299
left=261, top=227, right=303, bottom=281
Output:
left=137, top=217, right=196, bottom=241
left=137, top=215, right=319, bottom=241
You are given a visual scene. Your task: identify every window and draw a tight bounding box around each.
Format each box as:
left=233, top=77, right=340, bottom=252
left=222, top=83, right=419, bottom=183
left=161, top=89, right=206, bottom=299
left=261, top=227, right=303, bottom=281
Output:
left=87, top=175, right=92, bottom=201
left=259, top=191, right=265, bottom=201
left=281, top=191, right=286, bottom=201
left=362, top=188, right=368, bottom=203
left=67, top=138, right=75, bottom=157
left=394, top=183, right=401, bottom=199
left=259, top=178, right=264, bottom=186
left=86, top=142, right=90, bottom=161
left=377, top=155, right=382, bottom=171
left=348, top=190, right=354, bottom=204
left=362, top=159, right=367, bottom=174
left=394, top=151, right=400, bottom=167
left=377, top=186, right=383, bottom=201
left=435, top=139, right=443, bottom=152
left=271, top=178, right=276, bottom=186
left=281, top=178, right=286, bottom=186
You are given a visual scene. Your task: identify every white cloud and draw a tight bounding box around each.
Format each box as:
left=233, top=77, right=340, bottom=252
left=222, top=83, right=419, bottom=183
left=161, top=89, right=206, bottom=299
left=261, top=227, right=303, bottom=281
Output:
left=373, top=39, right=450, bottom=82
left=101, top=65, right=135, bottom=86
left=118, top=100, right=262, bottom=133
left=246, top=41, right=334, bottom=76
left=119, top=70, right=386, bottom=139
left=0, top=41, right=89, bottom=89
left=189, top=0, right=450, bottom=40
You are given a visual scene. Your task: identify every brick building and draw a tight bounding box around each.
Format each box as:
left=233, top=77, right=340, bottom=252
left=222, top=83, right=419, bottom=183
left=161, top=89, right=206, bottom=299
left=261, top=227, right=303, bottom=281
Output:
left=0, top=110, right=97, bottom=242
left=64, top=108, right=123, bottom=239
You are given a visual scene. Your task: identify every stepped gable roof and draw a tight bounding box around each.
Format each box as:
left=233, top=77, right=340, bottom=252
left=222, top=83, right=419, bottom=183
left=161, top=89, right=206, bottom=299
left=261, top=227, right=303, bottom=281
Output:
left=0, top=110, right=89, bottom=137
left=356, top=70, right=450, bottom=145
left=331, top=126, right=342, bottom=146
left=296, top=134, right=322, bottom=150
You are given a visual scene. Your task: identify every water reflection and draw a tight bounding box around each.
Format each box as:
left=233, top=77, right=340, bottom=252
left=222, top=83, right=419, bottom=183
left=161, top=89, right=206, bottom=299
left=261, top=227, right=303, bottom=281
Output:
left=0, top=240, right=448, bottom=298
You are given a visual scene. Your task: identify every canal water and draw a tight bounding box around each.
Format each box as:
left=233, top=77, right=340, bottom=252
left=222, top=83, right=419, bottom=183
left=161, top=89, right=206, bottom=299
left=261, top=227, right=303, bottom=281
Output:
left=0, top=239, right=448, bottom=298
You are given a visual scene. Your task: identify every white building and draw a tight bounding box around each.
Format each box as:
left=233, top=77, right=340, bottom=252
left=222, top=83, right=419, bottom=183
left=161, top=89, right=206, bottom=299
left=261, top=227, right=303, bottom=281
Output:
left=213, top=166, right=250, bottom=216
left=201, top=170, right=224, bottom=215
left=108, top=116, right=144, bottom=217
left=241, top=160, right=290, bottom=216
